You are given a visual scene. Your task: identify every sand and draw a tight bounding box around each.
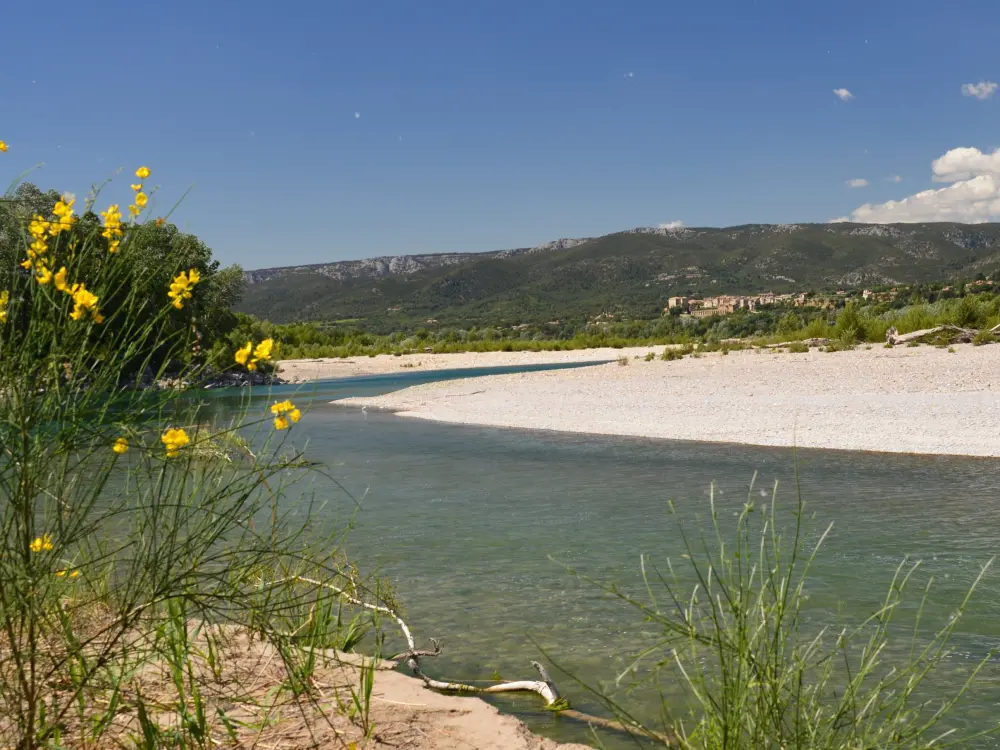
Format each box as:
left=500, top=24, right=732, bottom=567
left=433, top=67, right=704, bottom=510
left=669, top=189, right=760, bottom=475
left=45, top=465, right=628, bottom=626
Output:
left=331, top=344, right=1000, bottom=457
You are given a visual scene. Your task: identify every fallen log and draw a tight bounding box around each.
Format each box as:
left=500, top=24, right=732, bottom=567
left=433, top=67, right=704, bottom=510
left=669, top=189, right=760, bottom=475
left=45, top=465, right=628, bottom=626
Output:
left=284, top=574, right=676, bottom=745
left=765, top=337, right=829, bottom=349
left=886, top=325, right=976, bottom=346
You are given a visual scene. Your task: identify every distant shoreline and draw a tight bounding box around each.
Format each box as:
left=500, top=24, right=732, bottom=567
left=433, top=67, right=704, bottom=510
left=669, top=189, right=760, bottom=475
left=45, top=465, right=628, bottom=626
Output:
left=327, top=344, right=1000, bottom=458
left=276, top=346, right=657, bottom=382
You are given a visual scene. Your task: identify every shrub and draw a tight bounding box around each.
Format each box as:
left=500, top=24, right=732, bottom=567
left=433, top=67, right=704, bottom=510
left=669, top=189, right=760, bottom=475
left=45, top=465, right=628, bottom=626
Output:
left=973, top=329, right=994, bottom=346
left=581, top=482, right=999, bottom=747
left=660, top=348, right=683, bottom=361
left=787, top=341, right=809, bottom=353
left=644, top=351, right=656, bottom=361
left=0, top=160, right=387, bottom=748
left=617, top=355, right=629, bottom=366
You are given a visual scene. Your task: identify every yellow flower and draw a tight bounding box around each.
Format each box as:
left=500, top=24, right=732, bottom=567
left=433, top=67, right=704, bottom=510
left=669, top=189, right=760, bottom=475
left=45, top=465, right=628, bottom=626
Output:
left=101, top=204, right=122, bottom=229
left=130, top=183, right=143, bottom=192
left=53, top=194, right=75, bottom=218
left=28, top=217, right=49, bottom=238
left=112, top=437, right=129, bottom=454
left=55, top=569, right=80, bottom=578
left=101, top=204, right=124, bottom=253
left=54, top=267, right=68, bottom=292
left=69, top=284, right=102, bottom=323
left=234, top=341, right=252, bottom=367
left=270, top=400, right=301, bottom=430
left=135, top=166, right=150, bottom=179
left=30, top=534, right=53, bottom=553
left=0, top=290, right=8, bottom=323
left=128, top=204, right=140, bottom=217
left=235, top=337, right=275, bottom=371
left=135, top=192, right=148, bottom=208
left=155, top=217, right=166, bottom=227
left=167, top=269, right=200, bottom=310
left=253, top=338, right=273, bottom=361
left=35, top=265, right=53, bottom=285
left=0, top=140, right=7, bottom=152
left=161, top=428, right=190, bottom=457
left=20, top=259, right=31, bottom=270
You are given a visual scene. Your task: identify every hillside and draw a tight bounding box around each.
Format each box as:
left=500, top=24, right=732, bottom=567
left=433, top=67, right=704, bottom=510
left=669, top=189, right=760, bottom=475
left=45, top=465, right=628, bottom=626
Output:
left=237, top=223, right=1000, bottom=331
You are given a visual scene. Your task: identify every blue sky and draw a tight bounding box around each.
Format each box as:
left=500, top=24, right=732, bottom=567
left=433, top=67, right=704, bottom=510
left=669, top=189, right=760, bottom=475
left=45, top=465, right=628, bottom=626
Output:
left=2, top=0, right=999, bottom=268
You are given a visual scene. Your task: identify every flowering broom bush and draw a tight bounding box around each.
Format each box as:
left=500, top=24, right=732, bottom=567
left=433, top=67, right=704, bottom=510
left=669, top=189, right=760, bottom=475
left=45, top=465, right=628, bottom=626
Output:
left=0, top=148, right=385, bottom=748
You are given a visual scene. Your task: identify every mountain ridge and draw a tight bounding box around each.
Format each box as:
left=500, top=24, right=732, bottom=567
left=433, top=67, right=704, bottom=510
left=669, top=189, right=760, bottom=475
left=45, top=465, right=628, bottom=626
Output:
left=237, top=222, right=1000, bottom=331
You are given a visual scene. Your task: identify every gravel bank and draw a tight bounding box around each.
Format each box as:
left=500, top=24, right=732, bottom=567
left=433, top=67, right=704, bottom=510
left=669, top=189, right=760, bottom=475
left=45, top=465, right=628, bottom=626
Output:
left=336, top=344, right=1000, bottom=457
left=276, top=347, right=652, bottom=382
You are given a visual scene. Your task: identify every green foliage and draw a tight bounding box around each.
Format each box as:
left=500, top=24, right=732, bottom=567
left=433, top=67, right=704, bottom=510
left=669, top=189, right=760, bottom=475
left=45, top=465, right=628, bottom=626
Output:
left=0, top=182, right=247, bottom=376
left=787, top=341, right=809, bottom=353
left=973, top=329, right=995, bottom=346
left=0, top=173, right=390, bottom=748
left=237, top=223, right=1000, bottom=331
left=573, top=480, right=999, bottom=748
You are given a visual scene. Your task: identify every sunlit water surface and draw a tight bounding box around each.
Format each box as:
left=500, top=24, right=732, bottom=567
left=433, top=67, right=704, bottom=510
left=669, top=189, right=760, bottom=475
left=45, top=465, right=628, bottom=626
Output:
left=202, top=364, right=1000, bottom=747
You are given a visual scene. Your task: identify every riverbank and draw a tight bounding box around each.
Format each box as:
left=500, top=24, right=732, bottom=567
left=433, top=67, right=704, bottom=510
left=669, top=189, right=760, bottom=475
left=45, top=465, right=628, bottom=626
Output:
left=276, top=347, right=650, bottom=381
left=334, top=344, right=1000, bottom=457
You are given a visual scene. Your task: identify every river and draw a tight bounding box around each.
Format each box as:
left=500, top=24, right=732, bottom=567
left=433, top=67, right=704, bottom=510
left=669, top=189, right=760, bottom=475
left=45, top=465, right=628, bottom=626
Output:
left=206, top=363, right=1000, bottom=747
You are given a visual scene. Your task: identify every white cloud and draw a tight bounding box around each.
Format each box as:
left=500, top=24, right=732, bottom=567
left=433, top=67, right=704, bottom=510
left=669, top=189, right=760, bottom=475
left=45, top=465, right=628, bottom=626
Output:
left=887, top=174, right=903, bottom=183
left=836, top=146, right=1000, bottom=223
left=961, top=81, right=998, bottom=100
left=354, top=112, right=361, bottom=119
left=833, top=88, right=854, bottom=101
left=659, top=220, right=684, bottom=230
left=846, top=178, right=869, bottom=188
left=931, top=146, right=1000, bottom=181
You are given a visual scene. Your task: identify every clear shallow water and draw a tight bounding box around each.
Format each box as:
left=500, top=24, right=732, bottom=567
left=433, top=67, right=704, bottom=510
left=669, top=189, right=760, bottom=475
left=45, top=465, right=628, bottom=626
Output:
left=206, top=366, right=1000, bottom=747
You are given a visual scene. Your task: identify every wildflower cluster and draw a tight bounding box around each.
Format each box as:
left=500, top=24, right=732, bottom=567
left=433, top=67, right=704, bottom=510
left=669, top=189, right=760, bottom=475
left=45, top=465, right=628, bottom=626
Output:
left=234, top=338, right=274, bottom=371
left=101, top=204, right=123, bottom=254
left=22, top=195, right=76, bottom=282
left=168, top=269, right=201, bottom=310
left=30, top=534, right=53, bottom=553
left=271, top=400, right=301, bottom=430
left=129, top=166, right=150, bottom=217
left=161, top=428, right=190, bottom=458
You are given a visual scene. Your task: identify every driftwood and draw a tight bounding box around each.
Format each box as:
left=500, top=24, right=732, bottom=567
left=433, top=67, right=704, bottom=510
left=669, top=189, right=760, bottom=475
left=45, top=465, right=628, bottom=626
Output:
left=286, top=575, right=674, bottom=745
left=765, top=337, right=829, bottom=349
left=885, top=325, right=977, bottom=346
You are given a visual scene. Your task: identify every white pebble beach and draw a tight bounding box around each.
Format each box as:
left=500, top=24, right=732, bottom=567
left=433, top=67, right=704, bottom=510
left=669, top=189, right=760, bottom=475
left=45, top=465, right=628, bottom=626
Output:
left=306, top=344, right=1000, bottom=457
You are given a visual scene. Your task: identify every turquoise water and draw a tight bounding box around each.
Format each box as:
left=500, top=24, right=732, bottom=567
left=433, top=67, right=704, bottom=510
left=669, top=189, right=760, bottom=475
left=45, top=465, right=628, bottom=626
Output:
left=207, top=366, right=1000, bottom=747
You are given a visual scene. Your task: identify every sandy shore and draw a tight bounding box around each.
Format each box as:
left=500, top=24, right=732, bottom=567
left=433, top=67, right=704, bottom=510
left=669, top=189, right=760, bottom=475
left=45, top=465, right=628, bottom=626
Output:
left=334, top=344, right=1000, bottom=457
left=275, top=347, right=655, bottom=382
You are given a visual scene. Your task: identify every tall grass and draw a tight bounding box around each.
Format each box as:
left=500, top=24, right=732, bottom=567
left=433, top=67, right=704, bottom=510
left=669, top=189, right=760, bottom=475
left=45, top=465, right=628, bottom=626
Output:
left=0, top=164, right=390, bottom=747
left=566, top=476, right=998, bottom=748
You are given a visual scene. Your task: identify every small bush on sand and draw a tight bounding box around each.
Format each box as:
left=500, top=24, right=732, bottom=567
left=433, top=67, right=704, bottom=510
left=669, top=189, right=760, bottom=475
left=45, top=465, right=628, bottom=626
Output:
left=661, top=348, right=684, bottom=362
left=617, top=355, right=629, bottom=366
left=973, top=329, right=994, bottom=346
left=644, top=351, right=656, bottom=361
left=787, top=341, right=809, bottom=353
